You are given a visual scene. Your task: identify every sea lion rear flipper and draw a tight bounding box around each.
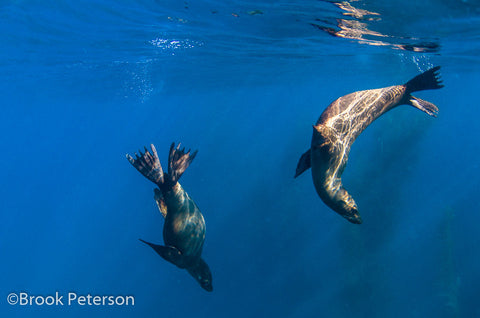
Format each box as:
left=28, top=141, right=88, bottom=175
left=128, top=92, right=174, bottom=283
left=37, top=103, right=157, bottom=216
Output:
left=154, top=188, right=167, bottom=218
left=405, top=66, right=443, bottom=93
left=294, top=149, right=311, bottom=178
left=139, top=239, right=186, bottom=268
left=408, top=96, right=439, bottom=118
left=167, top=142, right=198, bottom=185
left=127, top=144, right=164, bottom=185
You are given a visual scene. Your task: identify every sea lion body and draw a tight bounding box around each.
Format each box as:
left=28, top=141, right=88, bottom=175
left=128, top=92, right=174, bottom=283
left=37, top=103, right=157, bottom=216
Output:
left=161, top=182, right=205, bottom=263
left=296, top=67, right=443, bottom=224
left=162, top=182, right=205, bottom=260
left=127, top=143, right=212, bottom=291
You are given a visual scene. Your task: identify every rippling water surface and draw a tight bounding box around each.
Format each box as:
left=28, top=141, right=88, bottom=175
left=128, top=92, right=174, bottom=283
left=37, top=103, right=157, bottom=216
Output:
left=1, top=1, right=479, bottom=318
left=2, top=0, right=479, bottom=83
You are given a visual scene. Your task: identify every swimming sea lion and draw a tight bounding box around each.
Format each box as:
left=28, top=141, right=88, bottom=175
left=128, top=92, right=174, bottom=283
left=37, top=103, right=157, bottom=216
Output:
left=127, top=143, right=213, bottom=291
left=295, top=66, right=443, bottom=224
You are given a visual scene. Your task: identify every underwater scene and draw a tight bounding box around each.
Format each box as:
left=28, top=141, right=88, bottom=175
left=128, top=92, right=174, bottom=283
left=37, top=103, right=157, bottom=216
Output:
left=1, top=0, right=479, bottom=317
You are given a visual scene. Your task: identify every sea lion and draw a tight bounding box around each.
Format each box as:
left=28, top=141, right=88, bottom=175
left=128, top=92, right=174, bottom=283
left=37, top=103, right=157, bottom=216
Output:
left=295, top=66, right=443, bottom=224
left=127, top=143, right=213, bottom=291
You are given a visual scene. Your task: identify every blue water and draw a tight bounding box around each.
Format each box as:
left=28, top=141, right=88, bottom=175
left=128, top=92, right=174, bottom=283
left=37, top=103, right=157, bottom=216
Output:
left=1, top=0, right=479, bottom=317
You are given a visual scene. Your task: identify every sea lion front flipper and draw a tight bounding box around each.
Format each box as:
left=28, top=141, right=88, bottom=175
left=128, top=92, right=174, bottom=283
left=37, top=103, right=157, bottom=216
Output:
left=294, top=149, right=311, bottom=178
left=408, top=96, right=439, bottom=118
left=139, top=239, right=186, bottom=268
left=153, top=188, right=167, bottom=218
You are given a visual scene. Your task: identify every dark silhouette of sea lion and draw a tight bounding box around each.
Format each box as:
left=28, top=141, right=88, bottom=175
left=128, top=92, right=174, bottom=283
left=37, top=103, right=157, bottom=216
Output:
left=127, top=143, right=212, bottom=291
left=295, top=66, right=443, bottom=224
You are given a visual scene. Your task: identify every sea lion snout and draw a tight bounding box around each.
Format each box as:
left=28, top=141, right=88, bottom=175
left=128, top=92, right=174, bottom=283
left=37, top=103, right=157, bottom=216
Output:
left=201, top=280, right=213, bottom=292
left=334, top=188, right=362, bottom=224
left=344, top=211, right=362, bottom=224
left=187, top=258, right=213, bottom=292
left=340, top=205, right=362, bottom=224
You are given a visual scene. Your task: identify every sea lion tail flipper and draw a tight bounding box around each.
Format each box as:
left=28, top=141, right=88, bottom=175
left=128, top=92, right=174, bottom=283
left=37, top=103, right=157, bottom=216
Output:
left=405, top=66, right=444, bottom=93
left=408, top=96, right=439, bottom=118
left=127, top=144, right=164, bottom=185
left=294, top=149, right=311, bottom=178
left=139, top=239, right=185, bottom=268
left=167, top=142, right=198, bottom=184
left=154, top=188, right=167, bottom=218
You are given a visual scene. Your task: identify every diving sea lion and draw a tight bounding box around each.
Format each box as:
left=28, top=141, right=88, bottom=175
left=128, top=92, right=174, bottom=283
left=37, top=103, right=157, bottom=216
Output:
left=127, top=143, right=213, bottom=291
left=295, top=66, right=443, bottom=224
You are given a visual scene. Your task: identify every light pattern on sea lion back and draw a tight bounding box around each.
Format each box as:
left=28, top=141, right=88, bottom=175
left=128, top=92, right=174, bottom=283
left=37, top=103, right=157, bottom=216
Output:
left=317, top=85, right=406, bottom=190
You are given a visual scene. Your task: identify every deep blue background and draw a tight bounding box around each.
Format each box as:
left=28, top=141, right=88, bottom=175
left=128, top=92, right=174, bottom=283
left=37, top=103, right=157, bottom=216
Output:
left=1, top=1, right=479, bottom=317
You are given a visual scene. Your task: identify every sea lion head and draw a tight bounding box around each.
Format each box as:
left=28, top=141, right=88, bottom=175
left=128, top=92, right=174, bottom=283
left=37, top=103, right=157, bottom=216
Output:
left=187, top=258, right=213, bottom=292
left=335, top=188, right=362, bottom=224
left=197, top=272, right=213, bottom=292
